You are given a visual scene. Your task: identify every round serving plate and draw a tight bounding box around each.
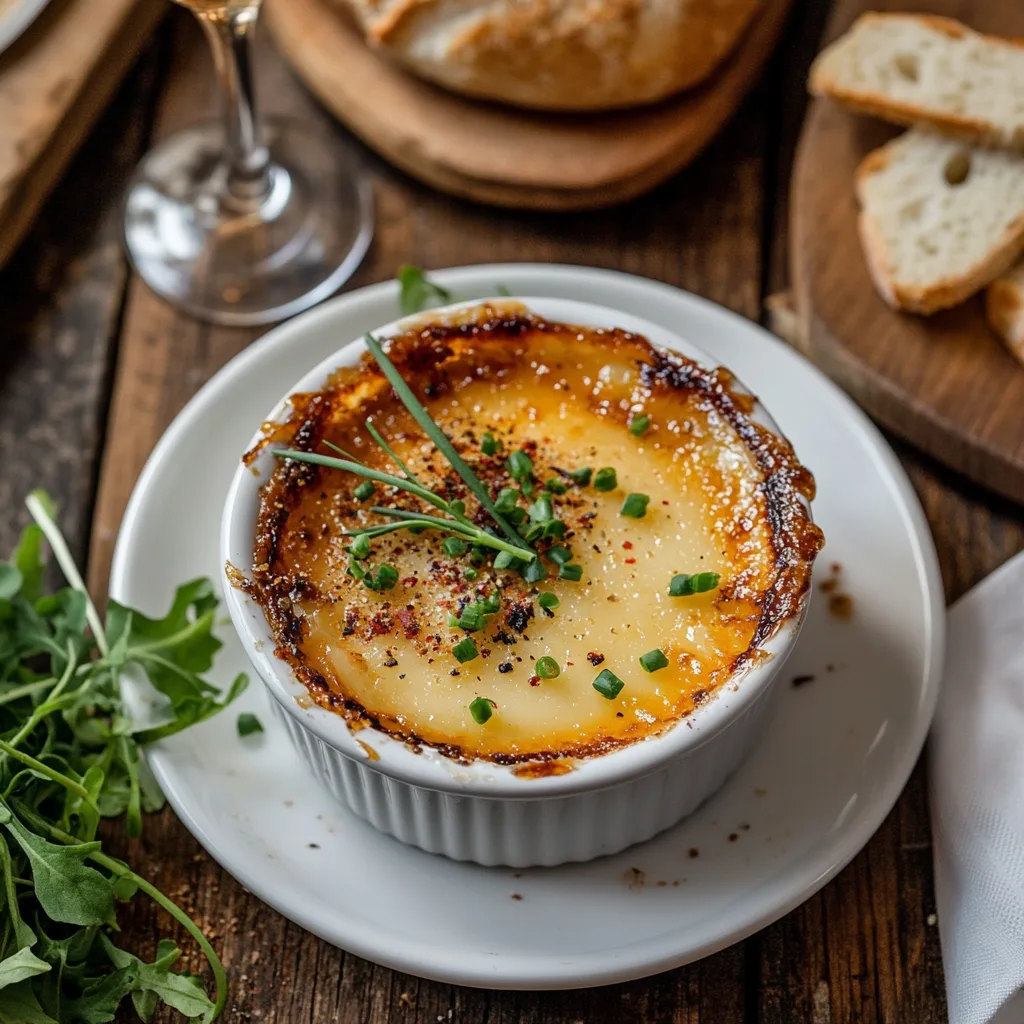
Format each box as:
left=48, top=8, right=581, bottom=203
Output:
left=109, top=264, right=945, bottom=990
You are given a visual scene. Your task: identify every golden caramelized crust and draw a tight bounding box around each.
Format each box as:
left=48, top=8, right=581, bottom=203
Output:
left=241, top=309, right=822, bottom=764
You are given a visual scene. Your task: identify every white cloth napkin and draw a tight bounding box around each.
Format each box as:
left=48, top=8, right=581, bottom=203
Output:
left=931, top=551, right=1024, bottom=1024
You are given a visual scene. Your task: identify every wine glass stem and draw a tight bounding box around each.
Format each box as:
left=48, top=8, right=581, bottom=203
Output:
left=197, top=4, right=271, bottom=207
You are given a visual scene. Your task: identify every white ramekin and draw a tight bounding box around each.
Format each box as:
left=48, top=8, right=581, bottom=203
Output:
left=220, top=298, right=814, bottom=868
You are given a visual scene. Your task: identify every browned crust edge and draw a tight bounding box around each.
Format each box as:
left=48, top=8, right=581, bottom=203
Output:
left=240, top=311, right=824, bottom=765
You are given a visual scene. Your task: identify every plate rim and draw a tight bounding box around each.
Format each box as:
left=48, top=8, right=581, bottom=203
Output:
left=0, top=0, right=50, bottom=55
left=109, top=263, right=945, bottom=989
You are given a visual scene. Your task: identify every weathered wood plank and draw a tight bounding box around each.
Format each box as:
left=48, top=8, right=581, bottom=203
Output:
left=92, top=11, right=770, bottom=1022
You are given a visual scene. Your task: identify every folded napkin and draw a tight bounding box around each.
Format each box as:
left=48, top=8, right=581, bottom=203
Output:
left=932, top=551, right=1024, bottom=1024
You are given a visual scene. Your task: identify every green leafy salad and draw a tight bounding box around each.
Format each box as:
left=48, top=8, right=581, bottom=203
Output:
left=0, top=492, right=245, bottom=1023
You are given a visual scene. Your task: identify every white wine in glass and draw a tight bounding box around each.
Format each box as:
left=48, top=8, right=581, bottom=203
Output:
left=123, top=0, right=372, bottom=325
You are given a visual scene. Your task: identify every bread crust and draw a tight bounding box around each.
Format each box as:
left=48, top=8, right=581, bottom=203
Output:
left=810, top=13, right=1024, bottom=150
left=986, top=272, right=1024, bottom=362
left=854, top=138, right=1024, bottom=316
left=335, top=0, right=766, bottom=111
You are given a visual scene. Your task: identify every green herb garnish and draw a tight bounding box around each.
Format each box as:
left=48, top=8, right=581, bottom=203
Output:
left=593, top=669, right=625, bottom=699
left=522, top=560, right=547, bottom=585
left=620, top=493, right=650, bottom=518
left=545, top=478, right=567, bottom=495
left=545, top=546, right=571, bottom=565
left=453, top=638, right=479, bottom=663
left=353, top=480, right=375, bottom=502
left=442, top=537, right=468, bottom=557
left=593, top=467, right=618, bottom=492
left=397, top=264, right=453, bottom=316
left=0, top=491, right=244, bottom=1023
left=569, top=467, right=592, bottom=486
left=463, top=567, right=479, bottom=581
left=639, top=649, right=669, bottom=673
left=536, top=657, right=560, bottom=679
left=469, top=696, right=496, bottom=724
left=349, top=533, right=371, bottom=559
left=495, top=488, right=520, bottom=514
left=558, top=564, right=583, bottom=582
left=507, top=450, right=534, bottom=482
left=481, top=432, right=499, bottom=456
left=237, top=712, right=264, bottom=736
left=364, top=564, right=399, bottom=592
left=669, top=572, right=721, bottom=597
left=629, top=414, right=650, bottom=436
left=538, top=592, right=560, bottom=612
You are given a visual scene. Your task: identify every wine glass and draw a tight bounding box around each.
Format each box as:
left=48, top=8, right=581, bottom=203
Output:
left=123, top=0, right=372, bottom=326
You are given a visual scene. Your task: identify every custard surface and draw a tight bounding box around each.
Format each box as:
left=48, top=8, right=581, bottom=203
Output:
left=245, top=308, right=821, bottom=763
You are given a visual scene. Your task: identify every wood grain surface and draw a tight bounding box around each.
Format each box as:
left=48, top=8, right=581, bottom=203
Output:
left=264, top=0, right=792, bottom=210
left=792, top=0, right=1024, bottom=507
left=2, top=3, right=1023, bottom=1021
left=0, top=0, right=163, bottom=270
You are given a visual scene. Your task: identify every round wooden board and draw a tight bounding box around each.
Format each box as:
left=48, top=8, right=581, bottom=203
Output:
left=792, top=0, right=1024, bottom=506
left=265, top=0, right=792, bottom=211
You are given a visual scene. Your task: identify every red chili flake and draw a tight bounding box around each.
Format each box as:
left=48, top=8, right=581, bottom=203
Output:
left=396, top=607, right=419, bottom=639
left=587, top=652, right=605, bottom=666
left=528, top=675, right=541, bottom=687
left=625, top=558, right=636, bottom=565
left=402, top=576, right=418, bottom=587
left=622, top=541, right=633, bottom=550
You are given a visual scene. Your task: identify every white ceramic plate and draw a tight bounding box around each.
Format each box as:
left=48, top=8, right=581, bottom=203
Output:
left=0, top=0, right=49, bottom=55
left=109, top=265, right=945, bottom=990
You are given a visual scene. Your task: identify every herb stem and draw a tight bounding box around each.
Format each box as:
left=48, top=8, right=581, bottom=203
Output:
left=128, top=611, right=216, bottom=657
left=363, top=421, right=420, bottom=484
left=359, top=508, right=535, bottom=560
left=0, top=739, right=93, bottom=803
left=25, top=491, right=109, bottom=657
left=0, top=677, right=57, bottom=707
left=6, top=640, right=78, bottom=751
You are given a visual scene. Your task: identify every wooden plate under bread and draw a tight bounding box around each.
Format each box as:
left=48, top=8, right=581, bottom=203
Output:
left=792, top=0, right=1024, bottom=506
left=264, top=0, right=792, bottom=212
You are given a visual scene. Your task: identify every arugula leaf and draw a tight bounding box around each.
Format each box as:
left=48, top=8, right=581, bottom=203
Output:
left=0, top=566, right=21, bottom=602
left=12, top=519, right=46, bottom=604
left=0, top=810, right=114, bottom=927
left=236, top=712, right=263, bottom=737
left=397, top=264, right=453, bottom=316
left=0, top=946, right=50, bottom=989
left=0, top=833, right=35, bottom=951
left=0, top=979, right=59, bottom=1023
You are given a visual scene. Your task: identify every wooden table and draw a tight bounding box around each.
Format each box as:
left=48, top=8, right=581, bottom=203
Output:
left=1, top=6, right=1021, bottom=1021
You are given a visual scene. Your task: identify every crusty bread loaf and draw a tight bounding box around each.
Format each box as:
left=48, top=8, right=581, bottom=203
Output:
left=855, top=130, right=1024, bottom=315
left=986, top=261, right=1024, bottom=363
left=335, top=0, right=765, bottom=111
left=810, top=13, right=1024, bottom=149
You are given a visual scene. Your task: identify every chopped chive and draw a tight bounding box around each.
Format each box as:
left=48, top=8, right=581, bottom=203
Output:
left=448, top=613, right=460, bottom=627
left=495, top=487, right=520, bottom=514
left=527, top=494, right=554, bottom=523
left=483, top=593, right=501, bottom=613
left=639, top=649, right=669, bottom=673
left=521, top=522, right=545, bottom=543
left=519, top=478, right=536, bottom=498
left=545, top=478, right=568, bottom=495
left=507, top=450, right=533, bottom=481
left=494, top=551, right=515, bottom=570
left=481, top=432, right=499, bottom=456
left=569, top=467, right=592, bottom=486
left=593, top=669, right=624, bottom=699
left=543, top=520, right=567, bottom=539
left=620, top=493, right=650, bottom=519
left=629, top=414, right=650, bottom=436
left=546, top=546, right=572, bottom=565
left=507, top=507, right=527, bottom=525
left=469, top=695, right=496, bottom=724
left=442, top=537, right=468, bottom=557
left=463, top=568, right=479, bottom=581
left=237, top=712, right=264, bottom=737
left=449, top=499, right=466, bottom=518
left=347, top=556, right=367, bottom=580
left=669, top=572, right=721, bottom=597
left=453, top=637, right=479, bottom=663
left=458, top=605, right=483, bottom=631
left=538, top=592, right=560, bottom=611
left=559, top=564, right=583, bottom=582
left=593, top=467, right=617, bottom=492
left=353, top=481, right=375, bottom=502
left=522, top=560, right=547, bottom=585
left=536, top=656, right=560, bottom=679
left=350, top=533, right=371, bottom=559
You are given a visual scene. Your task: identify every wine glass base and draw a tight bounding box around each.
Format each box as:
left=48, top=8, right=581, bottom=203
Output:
left=123, top=118, right=373, bottom=327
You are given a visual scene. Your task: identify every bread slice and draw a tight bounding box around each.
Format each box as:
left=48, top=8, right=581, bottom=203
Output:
left=986, top=261, right=1024, bottom=364
left=810, top=14, right=1024, bottom=149
left=855, top=130, right=1024, bottom=315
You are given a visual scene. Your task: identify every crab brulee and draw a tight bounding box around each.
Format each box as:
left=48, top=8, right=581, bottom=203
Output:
left=241, top=304, right=822, bottom=766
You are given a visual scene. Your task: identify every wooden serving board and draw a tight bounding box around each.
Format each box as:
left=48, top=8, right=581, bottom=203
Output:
left=265, top=0, right=792, bottom=211
left=792, top=0, right=1024, bottom=506
left=0, top=0, right=163, bottom=270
